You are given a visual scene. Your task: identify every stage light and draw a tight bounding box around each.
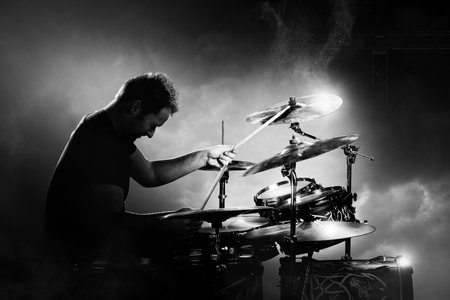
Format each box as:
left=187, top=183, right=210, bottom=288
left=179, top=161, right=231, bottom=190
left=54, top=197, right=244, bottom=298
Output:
left=396, top=255, right=411, bottom=267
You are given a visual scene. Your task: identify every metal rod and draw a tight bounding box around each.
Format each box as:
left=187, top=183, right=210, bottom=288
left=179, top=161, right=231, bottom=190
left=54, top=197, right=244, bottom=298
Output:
left=222, top=120, right=224, bottom=144
left=289, top=167, right=298, bottom=237
left=347, top=156, right=353, bottom=193
left=219, top=120, right=227, bottom=208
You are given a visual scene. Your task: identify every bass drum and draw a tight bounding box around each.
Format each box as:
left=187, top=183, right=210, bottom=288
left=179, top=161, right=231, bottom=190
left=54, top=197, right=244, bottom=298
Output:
left=297, top=186, right=357, bottom=222
left=253, top=178, right=321, bottom=224
left=173, top=245, right=264, bottom=300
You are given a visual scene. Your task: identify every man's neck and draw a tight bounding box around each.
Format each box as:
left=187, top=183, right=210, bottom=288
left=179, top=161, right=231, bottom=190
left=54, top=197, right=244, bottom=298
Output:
left=104, top=101, right=126, bottom=137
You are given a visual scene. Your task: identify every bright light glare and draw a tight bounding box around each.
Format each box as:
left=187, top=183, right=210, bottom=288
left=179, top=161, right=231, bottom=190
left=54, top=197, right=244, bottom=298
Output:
left=396, top=255, right=411, bottom=267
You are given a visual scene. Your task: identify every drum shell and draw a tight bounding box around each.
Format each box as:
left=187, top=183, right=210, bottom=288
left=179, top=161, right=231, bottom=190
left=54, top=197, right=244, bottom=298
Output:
left=253, top=178, right=320, bottom=223
left=298, top=186, right=357, bottom=222
left=279, top=255, right=414, bottom=300
left=174, top=250, right=264, bottom=300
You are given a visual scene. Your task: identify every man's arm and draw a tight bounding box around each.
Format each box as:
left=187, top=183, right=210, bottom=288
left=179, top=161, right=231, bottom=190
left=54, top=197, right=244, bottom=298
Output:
left=129, top=145, right=235, bottom=187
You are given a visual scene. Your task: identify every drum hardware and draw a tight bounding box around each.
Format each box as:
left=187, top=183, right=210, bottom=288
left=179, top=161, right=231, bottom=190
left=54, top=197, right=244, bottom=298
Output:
left=221, top=120, right=227, bottom=210
left=282, top=161, right=299, bottom=241
left=161, top=93, right=381, bottom=298
left=289, top=122, right=320, bottom=141
left=243, top=111, right=361, bottom=259
left=343, top=144, right=375, bottom=195
left=219, top=169, right=228, bottom=209
left=341, top=144, right=375, bottom=260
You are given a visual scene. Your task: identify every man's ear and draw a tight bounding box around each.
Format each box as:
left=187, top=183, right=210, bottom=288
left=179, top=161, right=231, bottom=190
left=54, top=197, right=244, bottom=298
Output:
left=129, top=99, right=143, bottom=115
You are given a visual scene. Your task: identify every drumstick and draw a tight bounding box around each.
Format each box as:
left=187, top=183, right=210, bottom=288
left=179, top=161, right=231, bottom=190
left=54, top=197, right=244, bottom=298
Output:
left=199, top=105, right=291, bottom=210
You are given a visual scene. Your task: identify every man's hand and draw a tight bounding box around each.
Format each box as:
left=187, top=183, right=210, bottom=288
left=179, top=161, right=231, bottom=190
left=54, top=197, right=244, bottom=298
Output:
left=205, top=145, right=236, bottom=168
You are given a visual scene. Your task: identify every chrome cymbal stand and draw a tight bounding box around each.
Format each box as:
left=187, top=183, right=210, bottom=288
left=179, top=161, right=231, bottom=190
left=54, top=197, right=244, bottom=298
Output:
left=341, top=145, right=375, bottom=260
left=219, top=120, right=229, bottom=209
left=218, top=168, right=229, bottom=209
left=281, top=150, right=314, bottom=300
left=281, top=161, right=298, bottom=240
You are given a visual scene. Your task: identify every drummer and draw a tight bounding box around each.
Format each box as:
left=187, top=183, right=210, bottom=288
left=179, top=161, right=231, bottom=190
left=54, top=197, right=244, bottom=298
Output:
left=44, top=72, right=236, bottom=268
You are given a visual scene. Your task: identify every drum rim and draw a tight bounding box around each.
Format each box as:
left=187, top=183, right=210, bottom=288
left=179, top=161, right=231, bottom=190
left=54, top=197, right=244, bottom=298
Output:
left=276, top=185, right=347, bottom=209
left=255, top=178, right=316, bottom=201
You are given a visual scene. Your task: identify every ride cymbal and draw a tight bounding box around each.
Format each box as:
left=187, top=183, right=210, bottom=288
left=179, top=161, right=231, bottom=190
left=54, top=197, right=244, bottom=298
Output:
left=244, top=221, right=376, bottom=243
left=243, top=134, right=359, bottom=176
left=246, top=94, right=343, bottom=125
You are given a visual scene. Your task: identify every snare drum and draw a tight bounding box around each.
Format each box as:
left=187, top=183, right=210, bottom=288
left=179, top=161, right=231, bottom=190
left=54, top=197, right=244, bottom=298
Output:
left=254, top=178, right=321, bottom=223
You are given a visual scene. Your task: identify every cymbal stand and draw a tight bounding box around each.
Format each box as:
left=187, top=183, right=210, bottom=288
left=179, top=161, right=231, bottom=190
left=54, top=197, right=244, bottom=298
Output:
left=341, top=145, right=375, bottom=259
left=343, top=145, right=375, bottom=193
left=282, top=162, right=298, bottom=240
left=279, top=132, right=316, bottom=300
left=211, top=223, right=223, bottom=256
left=219, top=120, right=229, bottom=209
left=281, top=134, right=302, bottom=241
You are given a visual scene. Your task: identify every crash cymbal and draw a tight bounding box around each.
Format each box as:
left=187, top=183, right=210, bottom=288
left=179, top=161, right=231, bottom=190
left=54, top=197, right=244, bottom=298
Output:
left=243, top=134, right=359, bottom=176
left=161, top=206, right=275, bottom=223
left=198, top=215, right=270, bottom=234
left=199, top=160, right=255, bottom=171
left=244, top=221, right=375, bottom=243
left=246, top=94, right=343, bottom=125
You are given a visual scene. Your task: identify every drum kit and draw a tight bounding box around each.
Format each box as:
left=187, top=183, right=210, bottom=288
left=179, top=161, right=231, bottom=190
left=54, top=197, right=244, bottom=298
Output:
left=159, top=94, right=376, bottom=299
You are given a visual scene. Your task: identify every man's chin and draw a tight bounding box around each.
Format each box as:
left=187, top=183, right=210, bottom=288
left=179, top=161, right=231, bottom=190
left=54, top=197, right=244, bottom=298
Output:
left=134, top=134, right=152, bottom=141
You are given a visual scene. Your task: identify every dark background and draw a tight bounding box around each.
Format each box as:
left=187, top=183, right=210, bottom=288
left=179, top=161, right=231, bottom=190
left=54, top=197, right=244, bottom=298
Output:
left=1, top=1, right=450, bottom=299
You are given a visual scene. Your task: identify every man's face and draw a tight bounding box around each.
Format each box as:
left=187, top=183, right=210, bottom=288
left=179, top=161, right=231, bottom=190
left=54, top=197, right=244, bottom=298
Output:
left=130, top=107, right=171, bottom=140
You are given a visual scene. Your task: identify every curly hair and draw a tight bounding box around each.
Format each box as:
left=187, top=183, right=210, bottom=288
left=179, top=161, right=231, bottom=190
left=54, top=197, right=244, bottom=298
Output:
left=115, top=72, right=179, bottom=115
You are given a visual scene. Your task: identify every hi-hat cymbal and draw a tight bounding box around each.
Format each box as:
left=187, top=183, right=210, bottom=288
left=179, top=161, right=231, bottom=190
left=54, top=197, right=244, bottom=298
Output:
left=161, top=206, right=275, bottom=223
left=199, top=160, right=255, bottom=171
left=198, top=215, right=269, bottom=234
left=243, top=135, right=359, bottom=176
left=246, top=94, right=343, bottom=125
left=244, top=221, right=375, bottom=243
